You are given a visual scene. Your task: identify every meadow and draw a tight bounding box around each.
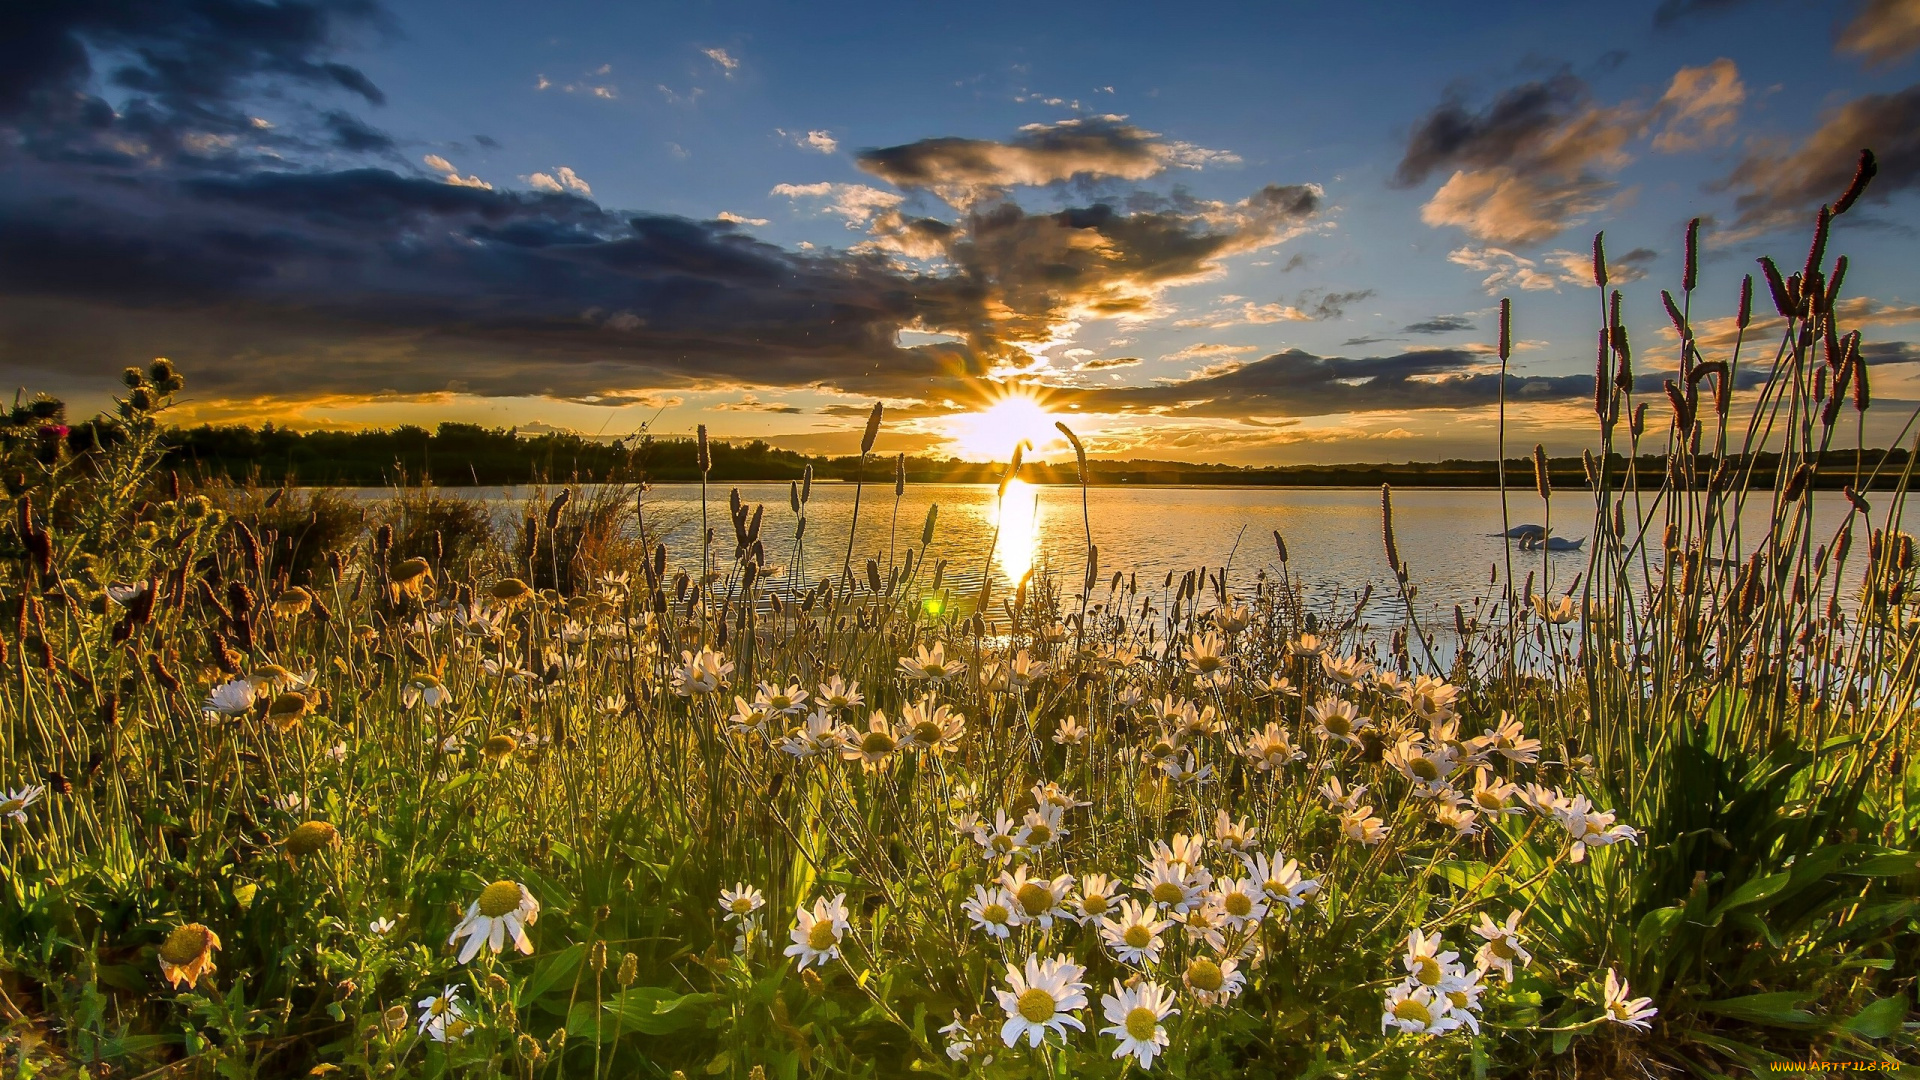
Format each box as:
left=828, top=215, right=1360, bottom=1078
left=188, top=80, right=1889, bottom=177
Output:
left=0, top=157, right=1915, bottom=1079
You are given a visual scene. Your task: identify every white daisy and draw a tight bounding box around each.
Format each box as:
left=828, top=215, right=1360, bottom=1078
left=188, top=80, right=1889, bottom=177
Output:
left=1381, top=982, right=1461, bottom=1036
left=1000, top=867, right=1073, bottom=930
left=1210, top=877, right=1268, bottom=930
left=1471, top=910, right=1532, bottom=981
left=448, top=880, right=539, bottom=964
left=369, top=917, right=397, bottom=936
left=1601, top=969, right=1657, bottom=1030
left=1, top=785, right=45, bottom=824
left=1182, top=954, right=1245, bottom=1006
left=1099, top=898, right=1171, bottom=966
left=963, top=885, right=1018, bottom=940
left=994, top=954, right=1089, bottom=1048
left=201, top=677, right=260, bottom=717
left=671, top=647, right=733, bottom=696
left=416, top=984, right=469, bottom=1041
left=784, top=893, right=850, bottom=971
left=1071, top=873, right=1121, bottom=923
left=1100, top=978, right=1177, bottom=1069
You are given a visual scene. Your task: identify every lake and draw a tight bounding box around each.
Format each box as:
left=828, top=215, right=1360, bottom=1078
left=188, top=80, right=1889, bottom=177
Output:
left=343, top=482, right=1911, bottom=628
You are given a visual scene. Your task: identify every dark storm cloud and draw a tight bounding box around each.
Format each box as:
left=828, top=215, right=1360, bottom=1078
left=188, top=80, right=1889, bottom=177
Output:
left=1719, top=84, right=1920, bottom=233
left=0, top=0, right=386, bottom=139
left=1304, top=289, right=1375, bottom=321
left=1651, top=0, right=1757, bottom=26
left=1392, top=72, right=1588, bottom=188
left=322, top=109, right=393, bottom=152
left=1402, top=315, right=1475, bottom=334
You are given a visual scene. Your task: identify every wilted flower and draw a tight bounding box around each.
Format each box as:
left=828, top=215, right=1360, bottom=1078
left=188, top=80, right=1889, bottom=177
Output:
left=157, top=923, right=221, bottom=989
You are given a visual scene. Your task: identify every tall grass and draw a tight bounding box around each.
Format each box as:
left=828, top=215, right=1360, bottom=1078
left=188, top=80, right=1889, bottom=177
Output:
left=0, top=160, right=1913, bottom=1080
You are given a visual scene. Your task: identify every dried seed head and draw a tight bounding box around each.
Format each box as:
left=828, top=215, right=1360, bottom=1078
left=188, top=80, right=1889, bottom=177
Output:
left=546, top=490, right=570, bottom=530
left=1683, top=217, right=1700, bottom=293
left=894, top=452, right=906, bottom=497
left=285, top=820, right=339, bottom=857
left=1532, top=445, right=1550, bottom=501
left=1592, top=231, right=1608, bottom=288
left=1758, top=257, right=1793, bottom=318
left=1804, top=204, right=1832, bottom=284
left=1381, top=485, right=1401, bottom=573
left=922, top=503, right=939, bottom=546
left=697, top=424, right=711, bottom=474
left=1498, top=298, right=1512, bottom=361
left=1737, top=274, right=1754, bottom=330
left=860, top=402, right=884, bottom=456
left=1834, top=148, right=1877, bottom=215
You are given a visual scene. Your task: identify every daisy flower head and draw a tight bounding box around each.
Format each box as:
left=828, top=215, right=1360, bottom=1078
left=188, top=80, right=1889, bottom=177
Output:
left=1212, top=810, right=1258, bottom=853
left=1184, top=630, right=1229, bottom=685
left=839, top=710, right=900, bottom=771
left=1134, top=857, right=1206, bottom=915
left=1211, top=877, right=1269, bottom=930
left=1382, top=982, right=1461, bottom=1036
left=1552, top=796, right=1639, bottom=863
left=964, top=885, right=1019, bottom=940
left=1340, top=805, right=1388, bottom=846
left=449, top=880, right=539, bottom=963
left=1318, top=775, right=1367, bottom=812
left=201, top=677, right=260, bottom=717
left=156, top=923, right=221, bottom=989
left=1432, top=801, right=1480, bottom=838
left=1291, top=633, right=1326, bottom=658
left=1071, top=873, right=1121, bottom=923
left=1005, top=648, right=1048, bottom=690
left=1402, top=930, right=1468, bottom=992
left=1308, top=696, right=1368, bottom=746
left=671, top=647, right=733, bottom=696
left=755, top=679, right=810, bottom=717
left=1601, top=968, right=1657, bottom=1030
left=1182, top=954, right=1245, bottom=1006
left=1240, top=723, right=1305, bottom=771
left=1469, top=768, right=1523, bottom=816
left=779, top=709, right=844, bottom=761
left=1, top=785, right=45, bottom=824
left=719, top=883, right=766, bottom=924
left=1015, top=803, right=1067, bottom=851
left=1240, top=851, right=1319, bottom=911
left=1051, top=713, right=1088, bottom=745
left=995, top=954, right=1089, bottom=1048
left=1472, top=910, right=1532, bottom=981
left=1483, top=711, right=1541, bottom=763
left=1387, top=736, right=1461, bottom=792
left=1403, top=674, right=1461, bottom=724
left=401, top=674, right=453, bottom=709
left=976, top=809, right=1022, bottom=861
left=898, top=697, right=966, bottom=753
left=899, top=641, right=964, bottom=683
left=1212, top=598, right=1252, bottom=634
left=1031, top=780, right=1089, bottom=811
left=416, top=984, right=469, bottom=1041
left=1000, top=866, right=1073, bottom=929
left=1099, top=897, right=1172, bottom=966
left=1177, top=900, right=1229, bottom=952
left=784, top=893, right=850, bottom=971
left=369, top=917, right=397, bottom=936
left=1100, top=978, right=1178, bottom=1069
left=1320, top=651, right=1371, bottom=687
left=815, top=674, right=864, bottom=712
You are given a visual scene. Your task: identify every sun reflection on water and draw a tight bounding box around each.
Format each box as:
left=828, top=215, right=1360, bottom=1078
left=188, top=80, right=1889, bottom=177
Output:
left=992, top=478, right=1043, bottom=586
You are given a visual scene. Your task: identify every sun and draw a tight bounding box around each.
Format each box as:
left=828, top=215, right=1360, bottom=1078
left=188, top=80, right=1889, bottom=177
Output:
left=946, top=392, right=1066, bottom=462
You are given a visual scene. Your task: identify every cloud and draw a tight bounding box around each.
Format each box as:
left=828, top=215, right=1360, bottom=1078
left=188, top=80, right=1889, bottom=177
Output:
left=703, top=47, right=740, bottom=74
left=1402, top=315, right=1475, bottom=334
left=1718, top=83, right=1920, bottom=235
left=1650, top=59, right=1745, bottom=152
left=806, top=130, right=837, bottom=153
left=1399, top=62, right=1742, bottom=246
left=323, top=110, right=394, bottom=153
left=855, top=116, right=1237, bottom=206
left=715, top=395, right=800, bottom=413
left=715, top=211, right=768, bottom=226
left=1838, top=0, right=1920, bottom=65
left=1074, top=356, right=1141, bottom=370
left=1161, top=343, right=1258, bottom=364
left=771, top=181, right=904, bottom=225
left=1542, top=244, right=1657, bottom=286
left=1305, top=288, right=1375, bottom=320
left=1174, top=301, right=1309, bottom=329
left=1447, top=246, right=1559, bottom=293
left=424, top=154, right=491, bottom=189
left=527, top=166, right=592, bottom=196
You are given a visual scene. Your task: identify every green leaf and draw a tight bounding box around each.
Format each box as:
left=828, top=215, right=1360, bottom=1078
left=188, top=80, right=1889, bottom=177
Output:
left=1841, top=996, right=1908, bottom=1039
left=518, top=942, right=586, bottom=1006
left=1836, top=851, right=1920, bottom=877
left=1635, top=905, right=1684, bottom=956
left=1706, top=872, right=1791, bottom=921
left=1696, top=991, right=1818, bottom=1028
left=602, top=987, right=719, bottom=1036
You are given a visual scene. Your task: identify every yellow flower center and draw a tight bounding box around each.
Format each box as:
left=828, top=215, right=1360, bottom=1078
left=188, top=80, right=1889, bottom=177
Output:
left=1324, top=714, right=1351, bottom=736
left=1409, top=757, right=1440, bottom=781
left=860, top=731, right=896, bottom=755
left=806, top=920, right=838, bottom=951
left=1081, top=894, right=1110, bottom=916
left=1490, top=938, right=1517, bottom=960
left=1125, top=1005, right=1159, bottom=1041
left=1447, top=989, right=1469, bottom=1009
left=1016, top=883, right=1052, bottom=916
left=991, top=834, right=1016, bottom=853
left=1186, top=958, right=1223, bottom=993
left=1016, top=988, right=1056, bottom=1023
left=1474, top=791, right=1503, bottom=812
left=484, top=734, right=517, bottom=760
left=1392, top=997, right=1431, bottom=1025
left=285, top=821, right=337, bottom=856
left=1194, top=656, right=1223, bottom=673
left=1224, top=892, right=1253, bottom=918
left=477, top=880, right=523, bottom=918
left=981, top=902, right=1010, bottom=925
left=1151, top=882, right=1185, bottom=906
left=1123, top=924, right=1152, bottom=949
left=0, top=799, right=24, bottom=815
left=268, top=692, right=308, bottom=718
left=912, top=721, right=944, bottom=744
left=1412, top=955, right=1442, bottom=987
left=730, top=898, right=756, bottom=914
left=491, top=578, right=530, bottom=601
left=1024, top=823, right=1052, bottom=845
left=159, top=925, right=213, bottom=966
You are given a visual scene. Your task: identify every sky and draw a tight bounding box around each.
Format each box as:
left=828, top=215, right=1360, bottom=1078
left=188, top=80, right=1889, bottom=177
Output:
left=1, top=0, right=1918, bottom=465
